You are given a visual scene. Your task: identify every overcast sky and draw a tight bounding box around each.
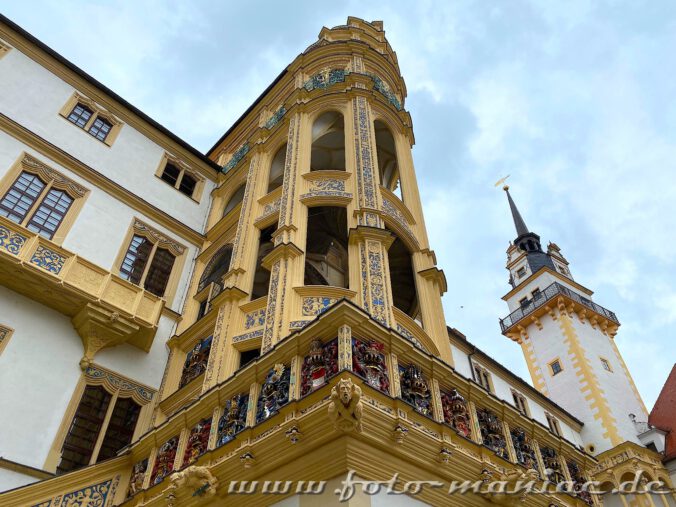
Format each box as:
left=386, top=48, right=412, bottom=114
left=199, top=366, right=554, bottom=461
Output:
left=3, top=1, right=674, bottom=409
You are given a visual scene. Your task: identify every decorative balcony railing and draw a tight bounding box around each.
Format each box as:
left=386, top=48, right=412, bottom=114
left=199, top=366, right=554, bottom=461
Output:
left=0, top=216, right=163, bottom=354
left=500, top=281, right=619, bottom=333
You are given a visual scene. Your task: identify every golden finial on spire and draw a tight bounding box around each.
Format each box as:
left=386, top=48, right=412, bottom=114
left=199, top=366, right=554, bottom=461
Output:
left=494, top=174, right=510, bottom=191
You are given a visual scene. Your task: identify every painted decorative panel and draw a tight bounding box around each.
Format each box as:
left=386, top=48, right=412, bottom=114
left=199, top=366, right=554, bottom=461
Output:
left=245, top=308, right=266, bottom=329
left=233, top=329, right=263, bottom=343
left=395, top=323, right=426, bottom=351
left=476, top=408, right=508, bottom=460
left=127, top=458, right=148, bottom=498
left=540, top=447, right=565, bottom=484
left=567, top=459, right=593, bottom=505
left=382, top=198, right=413, bottom=236
left=352, top=338, right=389, bottom=394
left=217, top=393, right=249, bottom=446
left=150, top=436, right=179, bottom=485
left=302, top=296, right=338, bottom=316
left=256, top=363, right=291, bottom=423
left=0, top=225, right=26, bottom=254
left=265, top=106, right=286, bottom=129
left=289, top=320, right=310, bottom=329
left=300, top=338, right=339, bottom=396
left=440, top=388, right=472, bottom=439
left=179, top=336, right=212, bottom=389
left=367, top=241, right=388, bottom=325
left=510, top=427, right=538, bottom=471
left=61, top=478, right=113, bottom=506
left=84, top=365, right=153, bottom=402
left=222, top=143, right=250, bottom=172
left=303, top=68, right=347, bottom=91
left=398, top=363, right=432, bottom=417
left=261, top=198, right=280, bottom=217
left=30, top=245, right=66, bottom=274
left=183, top=417, right=212, bottom=465
left=367, top=73, right=403, bottom=110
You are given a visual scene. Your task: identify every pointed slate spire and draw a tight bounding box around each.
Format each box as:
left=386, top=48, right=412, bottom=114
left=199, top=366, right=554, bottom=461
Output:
left=503, top=185, right=529, bottom=238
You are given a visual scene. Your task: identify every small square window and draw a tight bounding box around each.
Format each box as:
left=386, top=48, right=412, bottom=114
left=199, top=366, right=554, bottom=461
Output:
left=516, top=267, right=527, bottom=278
left=550, top=359, right=562, bottom=376
left=600, top=358, right=612, bottom=372
left=88, top=116, right=113, bottom=142
left=67, top=103, right=93, bottom=128
left=558, top=265, right=568, bottom=274
left=157, top=157, right=200, bottom=200
left=531, top=288, right=541, bottom=299
left=178, top=173, right=197, bottom=197
left=519, top=296, right=529, bottom=307
left=160, top=163, right=181, bottom=186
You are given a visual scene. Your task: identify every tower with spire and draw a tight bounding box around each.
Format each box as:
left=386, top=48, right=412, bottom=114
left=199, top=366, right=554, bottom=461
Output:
left=500, top=185, right=649, bottom=455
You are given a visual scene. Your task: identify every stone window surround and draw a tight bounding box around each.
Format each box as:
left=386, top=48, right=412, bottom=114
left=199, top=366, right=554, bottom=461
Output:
left=154, top=152, right=205, bottom=203
left=58, top=91, right=123, bottom=147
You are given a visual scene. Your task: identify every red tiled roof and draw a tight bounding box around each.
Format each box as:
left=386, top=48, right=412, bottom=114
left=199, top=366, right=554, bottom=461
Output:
left=649, top=364, right=676, bottom=460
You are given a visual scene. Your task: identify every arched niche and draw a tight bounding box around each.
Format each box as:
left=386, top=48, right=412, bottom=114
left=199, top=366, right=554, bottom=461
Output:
left=251, top=223, right=276, bottom=299
left=387, top=228, right=419, bottom=319
left=267, top=144, right=286, bottom=193
left=311, top=111, right=345, bottom=171
left=304, top=206, right=348, bottom=288
left=223, top=184, right=246, bottom=217
left=198, top=244, right=233, bottom=292
left=375, top=120, right=402, bottom=199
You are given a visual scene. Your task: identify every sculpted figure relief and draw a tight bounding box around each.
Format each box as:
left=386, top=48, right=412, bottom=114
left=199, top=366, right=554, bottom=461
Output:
left=328, top=378, right=363, bottom=432
left=168, top=465, right=218, bottom=500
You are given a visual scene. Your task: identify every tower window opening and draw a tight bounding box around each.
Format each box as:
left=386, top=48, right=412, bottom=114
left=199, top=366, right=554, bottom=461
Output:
left=223, top=184, right=246, bottom=217
left=387, top=229, right=419, bottom=319
left=310, top=111, right=345, bottom=171
left=267, top=143, right=286, bottom=193
left=304, top=207, right=348, bottom=288
left=600, top=358, right=613, bottom=372
left=374, top=120, right=402, bottom=200
left=239, top=348, right=261, bottom=369
left=251, top=223, right=276, bottom=299
left=549, top=359, right=563, bottom=376
left=516, top=267, right=526, bottom=278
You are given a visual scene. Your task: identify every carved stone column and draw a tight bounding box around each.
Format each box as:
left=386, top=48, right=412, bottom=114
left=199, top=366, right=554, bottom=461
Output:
left=337, top=324, right=353, bottom=371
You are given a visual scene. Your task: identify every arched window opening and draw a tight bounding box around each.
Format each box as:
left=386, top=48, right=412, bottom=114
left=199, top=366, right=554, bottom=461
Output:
left=198, top=244, right=233, bottom=292
left=387, top=230, right=419, bottom=318
left=223, top=184, right=245, bottom=217
left=251, top=223, right=276, bottom=299
left=304, top=206, right=348, bottom=288
left=375, top=121, right=402, bottom=200
left=311, top=111, right=345, bottom=171
left=267, top=144, right=286, bottom=193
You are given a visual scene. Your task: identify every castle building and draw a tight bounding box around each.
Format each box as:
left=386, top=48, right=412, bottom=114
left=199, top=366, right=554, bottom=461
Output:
left=0, top=14, right=673, bottom=507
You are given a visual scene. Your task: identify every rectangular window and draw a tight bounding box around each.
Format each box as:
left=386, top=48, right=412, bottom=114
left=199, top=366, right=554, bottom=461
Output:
left=88, top=116, right=113, bottom=142
left=67, top=103, right=93, bottom=129
left=519, top=296, right=529, bottom=307
left=119, top=237, right=176, bottom=297
left=512, top=390, right=530, bottom=416
left=26, top=188, right=74, bottom=239
left=157, top=158, right=201, bottom=199
left=549, top=359, right=563, bottom=376
left=96, top=396, right=141, bottom=462
left=240, top=348, right=261, bottom=369
left=0, top=165, right=84, bottom=242
left=516, top=267, right=526, bottom=278
left=57, top=385, right=112, bottom=474
left=0, top=171, right=46, bottom=223
left=61, top=95, right=121, bottom=146
left=531, top=288, right=541, bottom=300
left=546, top=413, right=562, bottom=436
left=473, top=363, right=493, bottom=393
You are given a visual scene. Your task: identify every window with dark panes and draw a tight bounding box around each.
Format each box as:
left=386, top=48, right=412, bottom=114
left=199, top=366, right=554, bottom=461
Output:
left=160, top=162, right=181, bottom=186
left=67, top=103, right=93, bottom=129
left=26, top=188, right=73, bottom=239
left=0, top=171, right=46, bottom=223
left=144, top=248, right=175, bottom=297
left=88, top=116, right=113, bottom=142
left=119, top=235, right=152, bottom=285
left=96, top=397, right=141, bottom=462
left=178, top=173, right=197, bottom=197
left=57, top=385, right=111, bottom=474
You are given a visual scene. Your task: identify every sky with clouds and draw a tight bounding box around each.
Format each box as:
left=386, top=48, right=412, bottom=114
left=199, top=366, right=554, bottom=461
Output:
left=3, top=1, right=674, bottom=409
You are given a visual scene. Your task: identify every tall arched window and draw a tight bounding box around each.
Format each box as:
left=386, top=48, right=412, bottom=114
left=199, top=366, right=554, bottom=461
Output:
left=374, top=120, right=402, bottom=199
left=251, top=224, right=276, bottom=299
left=198, top=244, right=233, bottom=292
left=223, top=184, right=245, bottom=217
left=387, top=229, right=419, bottom=318
left=311, top=111, right=345, bottom=171
left=304, top=206, right=348, bottom=288
left=267, top=144, right=286, bottom=193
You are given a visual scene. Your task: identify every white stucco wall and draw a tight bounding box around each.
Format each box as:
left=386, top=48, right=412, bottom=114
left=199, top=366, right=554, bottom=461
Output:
left=449, top=343, right=585, bottom=448
left=0, top=134, right=198, bottom=313
left=0, top=44, right=215, bottom=233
